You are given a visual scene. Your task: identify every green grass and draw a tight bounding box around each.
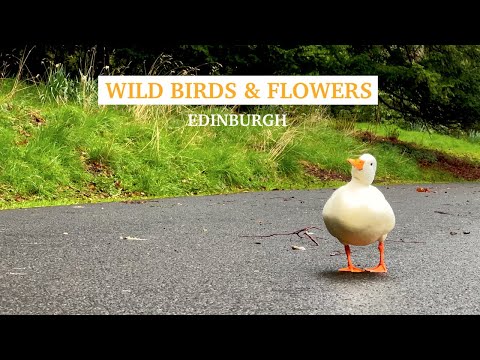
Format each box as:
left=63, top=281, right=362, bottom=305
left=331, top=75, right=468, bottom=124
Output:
left=0, top=78, right=478, bottom=210
left=355, top=122, right=480, bottom=162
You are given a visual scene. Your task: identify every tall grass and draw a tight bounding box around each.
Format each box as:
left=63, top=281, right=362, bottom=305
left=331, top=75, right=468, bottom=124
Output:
left=39, top=53, right=98, bottom=110
left=0, top=47, right=37, bottom=103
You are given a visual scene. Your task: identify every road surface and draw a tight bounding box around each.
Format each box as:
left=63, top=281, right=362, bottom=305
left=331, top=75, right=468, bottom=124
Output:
left=1, top=183, right=479, bottom=314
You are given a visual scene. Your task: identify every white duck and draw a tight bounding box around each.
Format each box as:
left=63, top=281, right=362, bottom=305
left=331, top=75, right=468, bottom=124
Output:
left=322, top=153, right=395, bottom=273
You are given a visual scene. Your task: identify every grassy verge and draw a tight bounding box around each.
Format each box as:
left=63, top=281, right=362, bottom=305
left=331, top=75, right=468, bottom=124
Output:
left=355, top=122, right=480, bottom=162
left=0, top=78, right=478, bottom=210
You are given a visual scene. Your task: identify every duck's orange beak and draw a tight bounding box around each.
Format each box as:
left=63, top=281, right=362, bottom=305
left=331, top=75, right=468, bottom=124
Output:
left=348, top=158, right=365, bottom=170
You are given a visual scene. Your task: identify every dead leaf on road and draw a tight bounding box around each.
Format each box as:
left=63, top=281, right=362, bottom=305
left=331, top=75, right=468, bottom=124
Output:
left=416, top=187, right=431, bottom=193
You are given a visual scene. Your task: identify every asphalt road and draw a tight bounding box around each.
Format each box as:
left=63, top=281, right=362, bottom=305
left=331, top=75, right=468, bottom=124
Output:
left=1, top=182, right=479, bottom=315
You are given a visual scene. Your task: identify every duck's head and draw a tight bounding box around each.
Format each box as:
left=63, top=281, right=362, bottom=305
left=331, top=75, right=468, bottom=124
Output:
left=348, top=153, right=377, bottom=185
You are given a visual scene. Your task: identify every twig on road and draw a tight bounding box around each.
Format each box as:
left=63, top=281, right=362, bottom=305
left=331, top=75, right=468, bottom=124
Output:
left=240, top=226, right=322, bottom=246
left=434, top=210, right=453, bottom=215
left=389, top=239, right=426, bottom=244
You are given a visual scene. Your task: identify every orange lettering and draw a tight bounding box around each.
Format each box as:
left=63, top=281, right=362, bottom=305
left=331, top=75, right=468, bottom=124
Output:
left=345, top=83, right=359, bottom=98
left=310, top=83, right=331, bottom=98
left=361, top=82, right=372, bottom=98
left=171, top=83, right=184, bottom=98
left=225, top=83, right=236, bottom=98
left=331, top=83, right=344, bottom=99
left=195, top=83, right=207, bottom=99
left=293, top=83, right=308, bottom=99
left=106, top=83, right=126, bottom=98
left=148, top=83, right=163, bottom=98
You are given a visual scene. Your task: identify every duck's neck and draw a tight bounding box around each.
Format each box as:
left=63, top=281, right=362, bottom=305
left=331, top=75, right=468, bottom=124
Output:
left=349, top=176, right=372, bottom=187
left=350, top=168, right=375, bottom=186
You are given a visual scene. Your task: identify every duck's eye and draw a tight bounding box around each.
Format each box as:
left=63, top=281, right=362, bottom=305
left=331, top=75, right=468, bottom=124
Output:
left=370, top=163, right=373, bottom=166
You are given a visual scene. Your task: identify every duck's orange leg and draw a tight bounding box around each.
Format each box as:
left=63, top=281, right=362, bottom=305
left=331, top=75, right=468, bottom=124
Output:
left=365, top=241, right=388, bottom=273
left=339, top=245, right=365, bottom=272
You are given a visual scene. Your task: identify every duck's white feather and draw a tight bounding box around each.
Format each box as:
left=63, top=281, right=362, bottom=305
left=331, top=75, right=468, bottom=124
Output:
left=322, top=154, right=395, bottom=246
